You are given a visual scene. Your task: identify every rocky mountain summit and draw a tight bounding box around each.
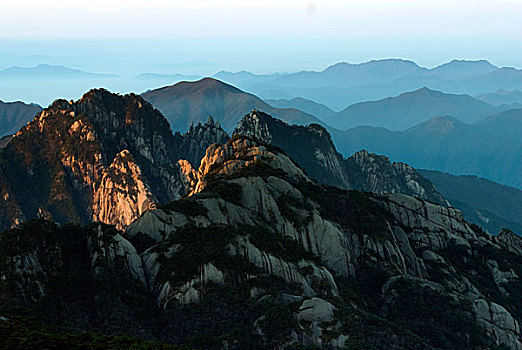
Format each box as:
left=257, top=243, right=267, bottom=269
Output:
left=177, top=115, right=229, bottom=168
left=2, top=135, right=521, bottom=349
left=234, top=110, right=446, bottom=204
left=0, top=89, right=227, bottom=231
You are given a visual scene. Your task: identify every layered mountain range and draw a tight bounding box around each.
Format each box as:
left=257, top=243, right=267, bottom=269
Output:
left=325, top=87, right=500, bottom=130
left=0, top=64, right=118, bottom=80
left=0, top=90, right=448, bottom=232
left=335, top=110, right=522, bottom=191
left=216, top=59, right=522, bottom=110
left=142, top=78, right=322, bottom=132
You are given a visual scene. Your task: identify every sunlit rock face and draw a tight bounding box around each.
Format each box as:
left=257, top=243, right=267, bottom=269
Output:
left=234, top=110, right=446, bottom=204
left=92, top=150, right=157, bottom=230
left=0, top=89, right=228, bottom=231
left=0, top=98, right=443, bottom=232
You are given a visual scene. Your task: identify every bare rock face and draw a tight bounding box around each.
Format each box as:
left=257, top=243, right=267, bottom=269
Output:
left=0, top=89, right=221, bottom=231
left=235, top=110, right=351, bottom=188
left=192, top=136, right=308, bottom=194
left=474, top=298, right=522, bottom=350
left=346, top=150, right=448, bottom=205
left=124, top=135, right=522, bottom=349
left=92, top=150, right=157, bottom=230
left=178, top=116, right=229, bottom=168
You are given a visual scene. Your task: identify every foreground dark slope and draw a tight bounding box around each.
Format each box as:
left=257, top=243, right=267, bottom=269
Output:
left=2, top=135, right=521, bottom=349
left=0, top=100, right=42, bottom=137
left=142, top=77, right=323, bottom=132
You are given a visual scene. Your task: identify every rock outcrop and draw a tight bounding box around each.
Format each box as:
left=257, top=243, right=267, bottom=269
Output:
left=234, top=110, right=446, bottom=204
left=177, top=116, right=229, bottom=168
left=346, top=150, right=447, bottom=204
left=235, top=110, right=351, bottom=188
left=0, top=89, right=229, bottom=231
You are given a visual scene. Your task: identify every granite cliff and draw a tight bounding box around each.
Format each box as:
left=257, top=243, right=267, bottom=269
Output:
left=2, top=135, right=521, bottom=349
left=0, top=90, right=227, bottom=230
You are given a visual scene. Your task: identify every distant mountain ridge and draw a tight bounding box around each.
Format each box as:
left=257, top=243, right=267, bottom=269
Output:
left=265, top=97, right=338, bottom=120
left=135, top=72, right=201, bottom=81
left=215, top=59, right=522, bottom=110
left=0, top=100, right=42, bottom=136
left=334, top=110, right=522, bottom=190
left=475, top=89, right=522, bottom=107
left=326, top=87, right=499, bottom=130
left=271, top=59, right=428, bottom=88
left=0, top=64, right=118, bottom=80
left=430, top=59, right=498, bottom=79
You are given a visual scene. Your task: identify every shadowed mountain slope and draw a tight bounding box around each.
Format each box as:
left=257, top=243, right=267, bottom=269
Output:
left=142, top=77, right=323, bottom=132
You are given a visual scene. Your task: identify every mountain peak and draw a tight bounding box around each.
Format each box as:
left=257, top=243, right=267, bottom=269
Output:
left=323, top=58, right=422, bottom=72
left=408, top=115, right=465, bottom=135
left=0, top=87, right=234, bottom=230
left=0, top=99, right=43, bottom=137
left=184, top=77, right=241, bottom=91
left=431, top=59, right=499, bottom=78
left=142, top=78, right=321, bottom=132
left=365, top=58, right=421, bottom=66
left=330, top=86, right=496, bottom=130
left=413, top=86, right=436, bottom=94
left=445, top=59, right=496, bottom=67
left=144, top=77, right=243, bottom=97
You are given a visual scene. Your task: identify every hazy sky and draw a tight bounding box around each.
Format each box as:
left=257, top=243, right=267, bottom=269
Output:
left=2, top=0, right=521, bottom=40
left=0, top=1, right=521, bottom=73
